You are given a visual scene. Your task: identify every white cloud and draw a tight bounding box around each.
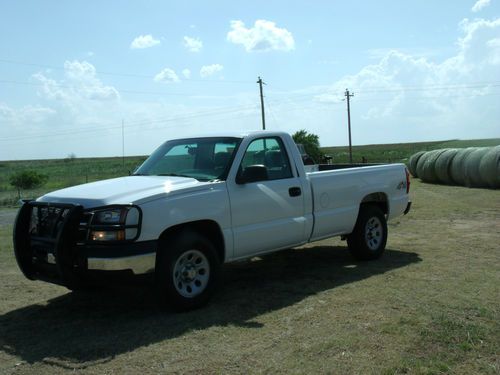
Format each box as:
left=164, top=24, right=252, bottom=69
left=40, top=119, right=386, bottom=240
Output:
left=227, top=19, right=295, bottom=52
left=303, top=17, right=500, bottom=144
left=33, top=60, right=120, bottom=102
left=3, top=16, right=500, bottom=161
left=130, top=34, right=161, bottom=49
left=459, top=18, right=500, bottom=59
left=33, top=73, right=69, bottom=101
left=0, top=102, right=56, bottom=124
left=154, top=68, right=180, bottom=83
left=200, top=64, right=224, bottom=78
left=472, top=0, right=491, bottom=12
left=182, top=68, right=191, bottom=79
left=183, top=36, right=203, bottom=52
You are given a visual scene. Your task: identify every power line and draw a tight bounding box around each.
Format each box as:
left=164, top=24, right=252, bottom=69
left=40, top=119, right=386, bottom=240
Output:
left=0, top=103, right=260, bottom=142
left=265, top=101, right=280, bottom=129
left=0, top=58, right=254, bottom=84
left=265, top=81, right=500, bottom=101
left=2, top=84, right=497, bottom=143
left=0, top=79, right=214, bottom=97
left=2, top=77, right=500, bottom=103
left=352, top=91, right=500, bottom=102
left=0, top=109, right=263, bottom=147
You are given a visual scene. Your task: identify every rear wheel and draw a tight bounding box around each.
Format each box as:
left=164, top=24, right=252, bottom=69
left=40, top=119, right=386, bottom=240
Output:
left=347, top=205, right=387, bottom=260
left=155, top=230, right=220, bottom=311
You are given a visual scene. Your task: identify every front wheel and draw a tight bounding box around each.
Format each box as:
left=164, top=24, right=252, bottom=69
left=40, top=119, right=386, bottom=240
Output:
left=347, top=205, right=388, bottom=260
left=155, top=231, right=220, bottom=311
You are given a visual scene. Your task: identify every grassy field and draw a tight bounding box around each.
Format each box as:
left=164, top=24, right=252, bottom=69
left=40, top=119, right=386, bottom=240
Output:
left=0, top=138, right=498, bottom=207
left=322, top=138, right=500, bottom=163
left=0, top=179, right=498, bottom=374
left=0, top=156, right=147, bottom=207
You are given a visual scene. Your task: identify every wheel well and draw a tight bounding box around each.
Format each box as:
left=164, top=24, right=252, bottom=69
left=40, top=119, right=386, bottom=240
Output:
left=361, top=192, right=389, bottom=215
left=158, top=220, right=225, bottom=262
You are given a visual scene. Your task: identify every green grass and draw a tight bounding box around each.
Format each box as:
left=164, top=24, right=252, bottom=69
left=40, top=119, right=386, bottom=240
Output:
left=0, top=156, right=146, bottom=206
left=321, top=138, right=500, bottom=163
left=0, top=179, right=498, bottom=374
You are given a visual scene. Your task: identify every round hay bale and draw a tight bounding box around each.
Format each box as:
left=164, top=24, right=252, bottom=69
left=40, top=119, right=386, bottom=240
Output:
left=435, top=148, right=458, bottom=185
left=408, top=151, right=426, bottom=177
left=419, top=149, right=447, bottom=183
left=450, top=147, right=476, bottom=186
left=415, top=151, right=431, bottom=180
left=479, top=145, right=500, bottom=188
left=464, top=148, right=490, bottom=187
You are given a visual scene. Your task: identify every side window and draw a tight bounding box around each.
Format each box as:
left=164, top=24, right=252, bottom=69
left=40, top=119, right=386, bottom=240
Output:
left=241, top=137, right=293, bottom=180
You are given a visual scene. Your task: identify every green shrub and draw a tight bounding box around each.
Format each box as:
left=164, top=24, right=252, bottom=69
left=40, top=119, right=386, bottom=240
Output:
left=9, top=170, right=48, bottom=199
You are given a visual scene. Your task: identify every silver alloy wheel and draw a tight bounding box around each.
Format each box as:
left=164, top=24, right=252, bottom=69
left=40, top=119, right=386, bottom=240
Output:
left=365, top=216, right=383, bottom=251
left=173, top=249, right=210, bottom=298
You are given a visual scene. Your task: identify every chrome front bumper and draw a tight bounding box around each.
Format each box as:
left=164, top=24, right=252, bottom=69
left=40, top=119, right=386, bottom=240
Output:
left=87, top=252, right=156, bottom=275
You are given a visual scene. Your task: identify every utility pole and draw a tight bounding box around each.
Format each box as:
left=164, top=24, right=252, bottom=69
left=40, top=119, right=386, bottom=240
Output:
left=344, top=89, right=354, bottom=163
left=121, top=119, right=125, bottom=168
left=257, top=76, right=266, bottom=130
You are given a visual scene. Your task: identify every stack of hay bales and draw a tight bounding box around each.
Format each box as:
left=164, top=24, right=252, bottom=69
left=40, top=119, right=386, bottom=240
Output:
left=416, top=149, right=447, bottom=183
left=408, top=145, right=500, bottom=188
left=479, top=145, right=500, bottom=188
left=435, top=149, right=459, bottom=185
left=408, top=151, right=425, bottom=178
left=450, top=148, right=476, bottom=186
left=464, top=148, right=490, bottom=187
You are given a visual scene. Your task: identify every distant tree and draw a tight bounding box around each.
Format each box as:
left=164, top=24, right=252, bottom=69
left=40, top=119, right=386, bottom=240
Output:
left=64, top=152, right=77, bottom=162
left=9, top=170, right=48, bottom=199
left=292, top=130, right=324, bottom=163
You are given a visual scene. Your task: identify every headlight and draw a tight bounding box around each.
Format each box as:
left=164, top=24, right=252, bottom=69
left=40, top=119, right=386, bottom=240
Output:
left=88, top=206, right=141, bottom=242
left=94, top=209, right=124, bottom=224
left=91, top=230, right=125, bottom=241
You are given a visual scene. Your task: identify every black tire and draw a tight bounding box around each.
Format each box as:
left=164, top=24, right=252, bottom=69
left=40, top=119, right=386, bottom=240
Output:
left=347, top=205, right=387, bottom=260
left=155, top=230, right=220, bottom=311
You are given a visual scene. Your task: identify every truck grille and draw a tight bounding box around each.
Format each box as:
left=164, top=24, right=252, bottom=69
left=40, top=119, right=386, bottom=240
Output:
left=30, top=205, right=70, bottom=239
left=14, top=201, right=84, bottom=284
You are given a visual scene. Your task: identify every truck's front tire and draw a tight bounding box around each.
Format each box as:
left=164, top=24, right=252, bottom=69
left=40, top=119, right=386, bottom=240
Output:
left=347, top=205, right=387, bottom=260
left=155, top=230, right=220, bottom=311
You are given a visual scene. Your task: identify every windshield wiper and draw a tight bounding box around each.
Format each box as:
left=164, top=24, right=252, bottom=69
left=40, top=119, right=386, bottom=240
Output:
left=156, top=173, right=197, bottom=179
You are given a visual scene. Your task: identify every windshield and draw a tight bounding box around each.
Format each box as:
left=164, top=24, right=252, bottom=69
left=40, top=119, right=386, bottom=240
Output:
left=134, top=137, right=241, bottom=181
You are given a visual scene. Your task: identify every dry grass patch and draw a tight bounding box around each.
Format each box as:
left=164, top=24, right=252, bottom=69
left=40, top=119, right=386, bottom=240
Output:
left=0, top=179, right=498, bottom=374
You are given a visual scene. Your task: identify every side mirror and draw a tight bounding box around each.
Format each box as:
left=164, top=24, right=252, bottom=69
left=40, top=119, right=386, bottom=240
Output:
left=236, top=165, right=268, bottom=184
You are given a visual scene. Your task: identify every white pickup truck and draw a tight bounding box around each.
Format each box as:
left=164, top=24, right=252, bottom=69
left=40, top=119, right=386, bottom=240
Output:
left=14, top=131, right=411, bottom=310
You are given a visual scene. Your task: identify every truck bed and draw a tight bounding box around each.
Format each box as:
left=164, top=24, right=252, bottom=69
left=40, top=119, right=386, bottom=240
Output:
left=317, top=163, right=383, bottom=171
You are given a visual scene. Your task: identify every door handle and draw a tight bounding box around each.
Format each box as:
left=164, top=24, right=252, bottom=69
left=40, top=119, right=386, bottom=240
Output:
left=289, top=187, right=302, bottom=197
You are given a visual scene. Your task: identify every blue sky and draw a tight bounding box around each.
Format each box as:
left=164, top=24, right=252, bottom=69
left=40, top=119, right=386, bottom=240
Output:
left=1, top=0, right=499, bottom=160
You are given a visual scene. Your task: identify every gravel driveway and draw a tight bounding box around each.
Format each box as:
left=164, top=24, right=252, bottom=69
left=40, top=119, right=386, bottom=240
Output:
left=0, top=209, right=18, bottom=227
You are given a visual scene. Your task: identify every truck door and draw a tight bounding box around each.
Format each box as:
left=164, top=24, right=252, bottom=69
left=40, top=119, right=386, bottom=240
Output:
left=227, top=136, right=307, bottom=258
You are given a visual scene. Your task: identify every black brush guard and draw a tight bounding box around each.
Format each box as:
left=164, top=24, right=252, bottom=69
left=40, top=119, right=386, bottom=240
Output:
left=13, top=201, right=85, bottom=288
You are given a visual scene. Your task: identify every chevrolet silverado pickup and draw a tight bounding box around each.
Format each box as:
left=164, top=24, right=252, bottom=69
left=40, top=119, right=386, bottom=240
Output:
left=13, top=131, right=411, bottom=310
